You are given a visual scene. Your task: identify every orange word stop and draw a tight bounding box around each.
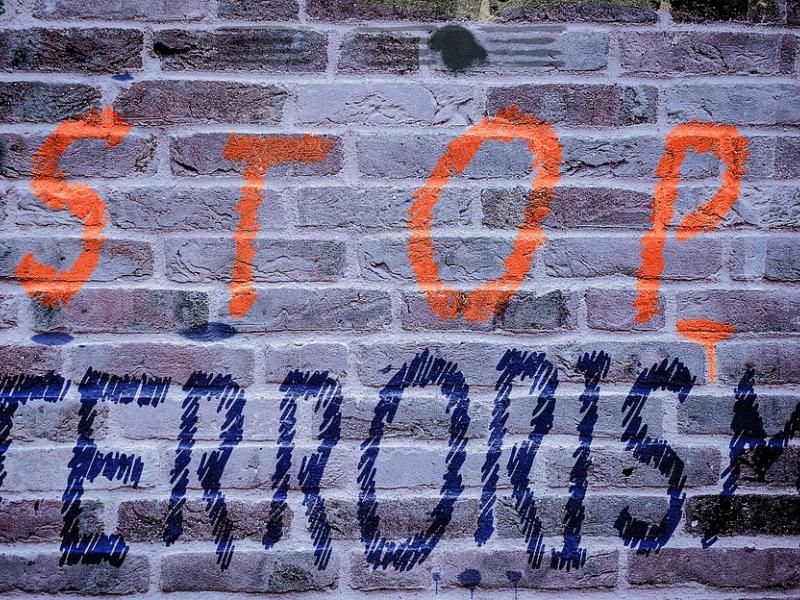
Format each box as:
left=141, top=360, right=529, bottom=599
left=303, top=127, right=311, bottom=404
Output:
left=634, top=121, right=749, bottom=324
left=407, top=106, right=562, bottom=322
left=15, top=108, right=131, bottom=308
left=223, top=134, right=334, bottom=318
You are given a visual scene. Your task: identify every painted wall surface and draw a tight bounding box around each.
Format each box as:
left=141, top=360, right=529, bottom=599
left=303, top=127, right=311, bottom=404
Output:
left=0, top=0, right=799, bottom=597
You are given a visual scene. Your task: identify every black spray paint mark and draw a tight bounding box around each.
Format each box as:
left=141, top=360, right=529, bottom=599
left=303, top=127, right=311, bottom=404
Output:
left=179, top=322, right=236, bottom=342
left=699, top=368, right=800, bottom=547
left=63, top=368, right=169, bottom=566
left=0, top=372, right=70, bottom=496
left=614, top=358, right=695, bottom=554
left=358, top=349, right=471, bottom=571
left=458, top=568, right=481, bottom=598
left=164, top=372, right=244, bottom=570
left=507, top=569, right=522, bottom=599
left=31, top=333, right=74, bottom=346
left=428, top=25, right=487, bottom=71
left=262, top=370, right=342, bottom=569
left=551, top=351, right=610, bottom=571
left=475, top=349, right=557, bottom=568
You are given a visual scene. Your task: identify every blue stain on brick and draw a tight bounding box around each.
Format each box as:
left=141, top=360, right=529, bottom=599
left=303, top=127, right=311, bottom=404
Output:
left=62, top=368, right=169, bottom=567
left=506, top=569, right=522, bottom=599
left=700, top=368, right=800, bottom=547
left=179, top=322, right=236, bottom=342
left=551, top=351, right=610, bottom=571
left=31, top=333, right=74, bottom=346
left=112, top=72, right=134, bottom=81
left=262, top=370, right=342, bottom=569
left=458, top=568, right=481, bottom=598
left=475, top=349, right=557, bottom=568
left=614, top=358, right=694, bottom=554
left=358, top=349, right=471, bottom=571
left=164, top=371, right=244, bottom=570
left=0, top=372, right=70, bottom=497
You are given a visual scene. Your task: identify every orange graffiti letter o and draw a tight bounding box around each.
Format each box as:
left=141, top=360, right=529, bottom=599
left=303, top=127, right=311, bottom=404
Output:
left=407, top=106, right=562, bottom=322
left=15, top=107, right=131, bottom=308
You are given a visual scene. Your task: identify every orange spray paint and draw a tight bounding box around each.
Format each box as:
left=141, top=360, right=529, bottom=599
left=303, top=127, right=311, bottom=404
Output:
left=407, top=106, right=562, bottom=322
left=222, top=134, right=334, bottom=318
left=15, top=107, right=131, bottom=308
left=676, top=319, right=735, bottom=384
left=634, top=121, right=749, bottom=324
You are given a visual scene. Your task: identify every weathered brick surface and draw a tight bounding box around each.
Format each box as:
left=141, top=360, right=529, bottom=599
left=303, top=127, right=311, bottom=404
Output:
left=628, top=548, right=800, bottom=588
left=1, top=133, right=157, bottom=179
left=0, top=1, right=798, bottom=597
left=152, top=29, right=328, bottom=72
left=0, top=82, right=100, bottom=123
left=0, top=28, right=143, bottom=73
left=0, top=553, right=150, bottom=594
left=115, top=81, right=288, bottom=125
left=487, top=84, right=658, bottom=126
left=161, top=551, right=338, bottom=592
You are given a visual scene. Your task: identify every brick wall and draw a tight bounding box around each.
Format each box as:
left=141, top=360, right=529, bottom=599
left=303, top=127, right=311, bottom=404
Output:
left=0, top=0, right=798, bottom=597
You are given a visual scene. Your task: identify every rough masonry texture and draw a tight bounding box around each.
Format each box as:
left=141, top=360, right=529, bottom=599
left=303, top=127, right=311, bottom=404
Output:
left=0, top=0, right=799, bottom=598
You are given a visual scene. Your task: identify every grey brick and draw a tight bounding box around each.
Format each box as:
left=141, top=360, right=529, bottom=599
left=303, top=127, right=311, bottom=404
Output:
left=586, top=289, right=665, bottom=332
left=488, top=84, right=657, bottom=126
left=339, top=32, right=420, bottom=74
left=481, top=186, right=652, bottom=229
left=441, top=548, right=619, bottom=589
left=496, top=494, right=668, bottom=538
left=545, top=445, right=721, bottom=488
left=0, top=499, right=104, bottom=543
left=0, top=82, right=99, bottom=123
left=263, top=342, right=349, bottom=384
left=679, top=393, right=798, bottom=434
left=171, top=133, right=342, bottom=177
left=34, top=0, right=209, bottom=20
left=718, top=341, right=800, bottom=384
left=307, top=0, right=482, bottom=21
left=677, top=289, right=800, bottom=333
left=0, top=133, right=157, bottom=179
left=31, top=288, right=209, bottom=334
left=0, top=237, right=153, bottom=282
left=731, top=237, right=800, bottom=282
left=0, top=344, right=62, bottom=376
left=628, top=548, right=800, bottom=588
left=667, top=84, right=800, bottom=125
left=68, top=343, right=255, bottom=386
left=0, top=28, right=143, bottom=73
left=218, top=0, right=299, bottom=19
left=541, top=236, right=724, bottom=280
left=0, top=293, right=16, bottom=328
left=562, top=134, right=721, bottom=179
left=685, top=495, right=800, bottom=536
left=161, top=551, right=338, bottom=592
left=0, top=553, right=149, bottom=594
left=425, top=27, right=609, bottom=74
left=745, top=137, right=800, bottom=179
left=165, top=238, right=345, bottom=283
left=10, top=400, right=109, bottom=442
left=118, top=499, right=290, bottom=541
left=355, top=341, right=707, bottom=387
left=492, top=0, right=658, bottom=23
left=216, top=288, right=392, bottom=332
left=115, top=81, right=287, bottom=125
left=295, top=186, right=470, bottom=229
left=152, top=28, right=327, bottom=72
left=295, top=84, right=479, bottom=126
left=619, top=32, right=796, bottom=76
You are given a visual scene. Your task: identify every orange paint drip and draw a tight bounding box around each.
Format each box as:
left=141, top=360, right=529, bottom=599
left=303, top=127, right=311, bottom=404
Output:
left=634, top=121, right=748, bottom=324
left=15, top=107, right=131, bottom=308
left=407, top=106, right=562, bottom=322
left=676, top=319, right=735, bottom=384
left=223, top=134, right=334, bottom=318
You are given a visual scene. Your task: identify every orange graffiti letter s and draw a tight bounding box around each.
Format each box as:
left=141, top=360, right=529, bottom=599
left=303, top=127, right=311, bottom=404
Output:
left=15, top=107, right=131, bottom=308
